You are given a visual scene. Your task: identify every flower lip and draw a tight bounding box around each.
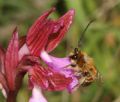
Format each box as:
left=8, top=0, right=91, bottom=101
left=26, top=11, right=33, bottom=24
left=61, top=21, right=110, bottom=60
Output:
left=40, top=50, right=80, bottom=92
left=40, top=50, right=72, bottom=70
left=28, top=64, right=72, bottom=91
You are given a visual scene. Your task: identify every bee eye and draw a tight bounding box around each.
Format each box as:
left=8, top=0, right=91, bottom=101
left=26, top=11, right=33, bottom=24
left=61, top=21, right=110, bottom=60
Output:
left=69, top=54, right=78, bottom=60
left=74, top=55, right=77, bottom=59
left=83, top=71, right=90, bottom=76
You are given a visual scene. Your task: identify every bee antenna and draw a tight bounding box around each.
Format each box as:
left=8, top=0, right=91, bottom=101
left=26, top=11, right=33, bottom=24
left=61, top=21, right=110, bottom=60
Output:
left=78, top=19, right=95, bottom=48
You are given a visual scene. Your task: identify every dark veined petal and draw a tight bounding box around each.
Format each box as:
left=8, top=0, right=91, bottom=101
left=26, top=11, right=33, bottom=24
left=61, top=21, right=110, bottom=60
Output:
left=28, top=65, right=49, bottom=90
left=5, top=28, right=19, bottom=90
left=28, top=65, right=72, bottom=91
left=26, top=8, right=55, bottom=56
left=46, top=68, right=72, bottom=91
left=46, top=9, right=75, bottom=52
left=0, top=45, right=5, bottom=73
left=14, top=55, right=41, bottom=92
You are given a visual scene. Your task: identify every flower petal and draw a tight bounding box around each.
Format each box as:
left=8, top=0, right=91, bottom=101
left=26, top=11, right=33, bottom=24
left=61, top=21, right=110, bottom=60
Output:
left=40, top=51, right=71, bottom=71
left=0, top=72, right=8, bottom=96
left=46, top=9, right=75, bottom=52
left=19, top=44, right=30, bottom=60
left=29, top=85, right=47, bottom=102
left=0, top=45, right=5, bottom=73
left=40, top=50, right=73, bottom=79
left=46, top=68, right=72, bottom=91
left=26, top=8, right=55, bottom=56
left=40, top=51, right=80, bottom=92
left=5, top=28, right=19, bottom=90
left=28, top=64, right=72, bottom=91
left=18, top=36, right=30, bottom=60
left=28, top=65, right=48, bottom=90
left=67, top=76, right=79, bottom=93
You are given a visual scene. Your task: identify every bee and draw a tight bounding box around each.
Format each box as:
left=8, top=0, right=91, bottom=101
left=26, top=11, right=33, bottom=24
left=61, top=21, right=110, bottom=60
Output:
left=69, top=48, right=98, bottom=86
left=68, top=20, right=100, bottom=86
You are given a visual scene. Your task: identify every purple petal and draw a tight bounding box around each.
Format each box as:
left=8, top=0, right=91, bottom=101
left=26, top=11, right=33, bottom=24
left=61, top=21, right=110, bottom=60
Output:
left=67, top=76, right=79, bottom=93
left=40, top=51, right=80, bottom=92
left=40, top=51, right=71, bottom=71
left=29, top=85, right=47, bottom=102
left=40, top=51, right=73, bottom=78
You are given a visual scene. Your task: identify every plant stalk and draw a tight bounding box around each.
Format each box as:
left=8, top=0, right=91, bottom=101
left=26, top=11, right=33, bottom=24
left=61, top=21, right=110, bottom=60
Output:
left=6, top=91, right=17, bottom=102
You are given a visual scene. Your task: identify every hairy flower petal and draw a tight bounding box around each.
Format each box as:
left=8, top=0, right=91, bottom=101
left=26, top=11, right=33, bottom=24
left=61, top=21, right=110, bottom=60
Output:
left=29, top=85, right=47, bottom=102
left=5, top=28, right=19, bottom=90
left=46, top=9, right=75, bottom=52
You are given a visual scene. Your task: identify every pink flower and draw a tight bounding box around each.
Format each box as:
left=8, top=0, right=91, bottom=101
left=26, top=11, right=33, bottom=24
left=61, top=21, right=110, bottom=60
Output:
left=0, top=28, right=37, bottom=101
left=16, top=8, right=76, bottom=102
left=0, top=8, right=80, bottom=102
left=26, top=8, right=74, bottom=55
left=0, top=27, right=71, bottom=102
left=40, top=51, right=79, bottom=92
left=0, top=7, right=98, bottom=102
left=0, top=28, right=28, bottom=99
left=25, top=8, right=81, bottom=93
left=0, top=28, right=19, bottom=93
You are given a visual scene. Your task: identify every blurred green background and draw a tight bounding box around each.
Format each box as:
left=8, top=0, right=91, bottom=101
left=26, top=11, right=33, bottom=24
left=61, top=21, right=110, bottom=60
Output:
left=0, top=0, right=120, bottom=102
